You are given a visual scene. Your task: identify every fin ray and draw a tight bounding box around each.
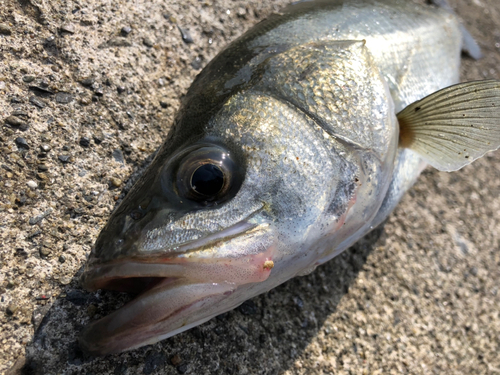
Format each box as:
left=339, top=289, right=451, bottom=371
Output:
left=397, top=80, right=500, bottom=171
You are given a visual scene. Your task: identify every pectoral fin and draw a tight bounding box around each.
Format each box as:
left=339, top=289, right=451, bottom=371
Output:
left=397, top=80, right=500, bottom=171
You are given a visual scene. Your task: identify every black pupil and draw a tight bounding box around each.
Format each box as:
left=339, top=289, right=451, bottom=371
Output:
left=191, top=164, right=224, bottom=196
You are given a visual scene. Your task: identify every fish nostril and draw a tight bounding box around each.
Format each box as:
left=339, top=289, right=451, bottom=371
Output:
left=138, top=197, right=152, bottom=211
left=130, top=210, right=144, bottom=220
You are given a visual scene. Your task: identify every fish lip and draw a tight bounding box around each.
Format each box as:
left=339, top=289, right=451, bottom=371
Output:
left=79, top=278, right=237, bottom=356
left=81, top=218, right=260, bottom=291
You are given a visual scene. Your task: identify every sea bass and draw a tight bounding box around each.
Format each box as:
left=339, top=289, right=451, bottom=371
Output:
left=79, top=0, right=500, bottom=355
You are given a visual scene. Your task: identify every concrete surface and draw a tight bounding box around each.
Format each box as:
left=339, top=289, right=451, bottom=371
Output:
left=0, top=0, right=499, bottom=374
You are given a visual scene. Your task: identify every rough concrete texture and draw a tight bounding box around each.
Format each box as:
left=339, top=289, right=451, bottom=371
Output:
left=0, top=0, right=499, bottom=374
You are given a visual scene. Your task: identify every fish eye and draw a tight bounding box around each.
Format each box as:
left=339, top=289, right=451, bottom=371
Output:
left=191, top=163, right=224, bottom=196
left=175, top=146, right=237, bottom=203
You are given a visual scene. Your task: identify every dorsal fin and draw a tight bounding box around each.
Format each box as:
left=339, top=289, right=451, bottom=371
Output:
left=397, top=80, right=500, bottom=171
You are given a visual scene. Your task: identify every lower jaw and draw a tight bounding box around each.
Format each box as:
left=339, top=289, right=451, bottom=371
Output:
left=79, top=279, right=236, bottom=356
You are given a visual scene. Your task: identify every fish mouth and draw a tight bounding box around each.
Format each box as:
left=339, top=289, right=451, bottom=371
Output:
left=79, top=220, right=275, bottom=355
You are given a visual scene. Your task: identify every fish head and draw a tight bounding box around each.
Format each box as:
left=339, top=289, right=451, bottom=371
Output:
left=80, top=134, right=276, bottom=354
left=80, top=39, right=398, bottom=355
left=79, top=114, right=330, bottom=354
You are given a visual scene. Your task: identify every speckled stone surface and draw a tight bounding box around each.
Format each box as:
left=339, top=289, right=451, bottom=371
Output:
left=0, top=0, right=499, bottom=374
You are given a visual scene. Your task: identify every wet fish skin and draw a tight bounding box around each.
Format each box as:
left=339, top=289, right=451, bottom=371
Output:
left=80, top=0, right=468, bottom=355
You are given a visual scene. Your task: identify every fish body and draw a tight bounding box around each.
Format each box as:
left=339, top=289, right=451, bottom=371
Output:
left=79, top=0, right=498, bottom=355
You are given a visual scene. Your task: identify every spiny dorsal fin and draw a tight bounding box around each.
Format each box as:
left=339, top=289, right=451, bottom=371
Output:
left=397, top=80, right=500, bottom=172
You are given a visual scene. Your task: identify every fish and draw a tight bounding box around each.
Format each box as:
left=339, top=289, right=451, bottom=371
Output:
left=79, top=0, right=500, bottom=355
